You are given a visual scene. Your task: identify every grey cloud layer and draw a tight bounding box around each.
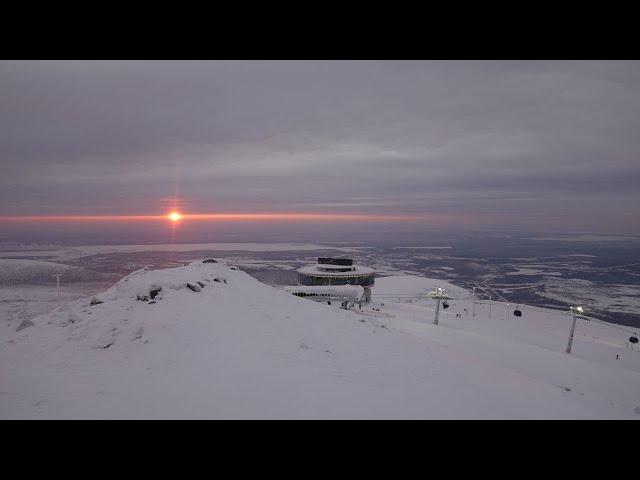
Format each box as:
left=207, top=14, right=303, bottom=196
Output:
left=1, top=61, right=639, bottom=231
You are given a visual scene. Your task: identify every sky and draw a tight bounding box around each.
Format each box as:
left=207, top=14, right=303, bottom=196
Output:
left=1, top=60, right=639, bottom=242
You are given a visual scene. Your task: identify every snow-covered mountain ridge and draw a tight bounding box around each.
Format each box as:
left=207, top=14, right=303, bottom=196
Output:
left=1, top=260, right=639, bottom=419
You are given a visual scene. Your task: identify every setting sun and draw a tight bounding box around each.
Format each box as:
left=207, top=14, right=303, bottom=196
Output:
left=168, top=211, right=182, bottom=222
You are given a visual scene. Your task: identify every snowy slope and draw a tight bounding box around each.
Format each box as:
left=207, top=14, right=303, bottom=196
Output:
left=0, top=259, right=117, bottom=285
left=1, top=261, right=639, bottom=419
left=0, top=259, right=118, bottom=335
left=372, top=276, right=640, bottom=416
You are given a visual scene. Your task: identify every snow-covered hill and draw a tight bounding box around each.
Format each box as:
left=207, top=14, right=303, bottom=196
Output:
left=1, top=261, right=639, bottom=419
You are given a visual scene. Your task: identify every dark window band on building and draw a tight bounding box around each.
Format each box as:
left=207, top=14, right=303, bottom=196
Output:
left=318, top=257, right=353, bottom=266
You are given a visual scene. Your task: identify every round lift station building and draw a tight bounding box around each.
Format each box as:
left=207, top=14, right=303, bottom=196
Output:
left=296, top=258, right=375, bottom=302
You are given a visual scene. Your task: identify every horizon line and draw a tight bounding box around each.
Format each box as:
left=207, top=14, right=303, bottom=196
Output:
left=0, top=212, right=426, bottom=222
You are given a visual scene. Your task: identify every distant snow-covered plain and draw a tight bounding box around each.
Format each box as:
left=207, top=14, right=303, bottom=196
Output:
left=0, top=242, right=358, bottom=262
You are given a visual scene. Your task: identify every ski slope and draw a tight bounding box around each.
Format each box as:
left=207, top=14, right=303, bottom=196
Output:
left=1, top=262, right=639, bottom=419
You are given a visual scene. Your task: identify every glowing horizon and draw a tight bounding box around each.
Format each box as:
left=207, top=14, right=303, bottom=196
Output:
left=0, top=212, right=426, bottom=223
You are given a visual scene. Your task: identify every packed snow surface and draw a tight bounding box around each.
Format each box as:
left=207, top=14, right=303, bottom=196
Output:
left=1, top=262, right=639, bottom=419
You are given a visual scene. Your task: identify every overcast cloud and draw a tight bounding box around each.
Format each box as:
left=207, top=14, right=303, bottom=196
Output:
left=1, top=60, right=639, bottom=232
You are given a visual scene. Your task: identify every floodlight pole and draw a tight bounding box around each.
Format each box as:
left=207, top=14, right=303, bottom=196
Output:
left=428, top=287, right=446, bottom=326
left=472, top=287, right=476, bottom=317
left=434, top=297, right=441, bottom=325
left=566, top=306, right=583, bottom=354
left=566, top=314, right=577, bottom=354
left=54, top=273, right=62, bottom=297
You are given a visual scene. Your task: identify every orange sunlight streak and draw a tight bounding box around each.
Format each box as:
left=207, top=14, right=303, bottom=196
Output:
left=0, top=213, right=424, bottom=222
